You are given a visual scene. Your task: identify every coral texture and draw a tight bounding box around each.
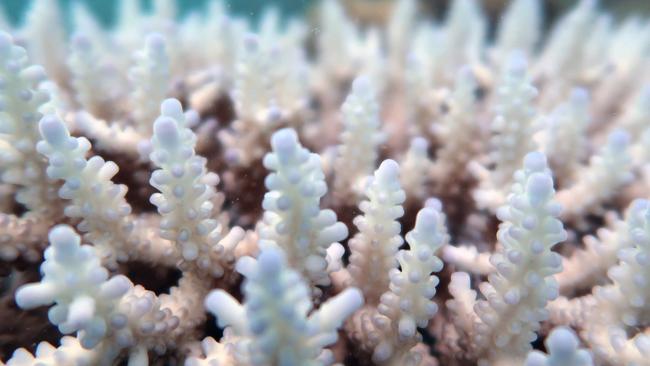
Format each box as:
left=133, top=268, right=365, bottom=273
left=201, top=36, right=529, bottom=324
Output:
left=1, top=0, right=649, bottom=365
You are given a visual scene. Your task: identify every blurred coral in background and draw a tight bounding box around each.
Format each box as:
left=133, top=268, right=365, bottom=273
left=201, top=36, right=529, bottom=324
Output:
left=0, top=0, right=649, bottom=365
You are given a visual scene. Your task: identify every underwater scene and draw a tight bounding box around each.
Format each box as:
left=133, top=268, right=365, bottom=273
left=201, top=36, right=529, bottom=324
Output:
left=0, top=0, right=649, bottom=365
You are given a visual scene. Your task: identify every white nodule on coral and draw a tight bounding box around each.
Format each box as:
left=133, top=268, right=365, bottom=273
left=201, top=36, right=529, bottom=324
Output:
left=525, top=326, right=593, bottom=366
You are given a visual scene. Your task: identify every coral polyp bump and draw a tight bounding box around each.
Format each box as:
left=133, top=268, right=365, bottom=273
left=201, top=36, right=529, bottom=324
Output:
left=0, top=0, right=649, bottom=365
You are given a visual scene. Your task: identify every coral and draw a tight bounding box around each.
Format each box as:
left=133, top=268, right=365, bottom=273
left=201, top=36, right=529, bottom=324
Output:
left=542, top=88, right=591, bottom=187
left=448, top=152, right=567, bottom=364
left=203, top=247, right=363, bottom=365
left=348, top=160, right=406, bottom=305
left=332, top=76, right=385, bottom=202
left=36, top=115, right=133, bottom=266
left=524, top=326, right=593, bottom=366
left=149, top=98, right=241, bottom=276
left=1, top=0, right=649, bottom=365
left=472, top=51, right=539, bottom=211
left=557, top=129, right=633, bottom=219
left=0, top=33, right=60, bottom=217
left=373, top=204, right=447, bottom=364
left=129, top=33, right=170, bottom=137
left=260, top=128, right=347, bottom=292
left=580, top=199, right=650, bottom=364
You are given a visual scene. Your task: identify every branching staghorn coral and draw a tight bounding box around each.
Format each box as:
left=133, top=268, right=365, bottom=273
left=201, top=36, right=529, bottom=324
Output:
left=67, top=34, right=121, bottom=121
left=447, top=152, right=566, bottom=364
left=129, top=33, right=170, bottom=137
left=535, top=0, right=598, bottom=108
left=0, top=32, right=61, bottom=218
left=21, top=0, right=69, bottom=87
left=399, top=137, right=433, bottom=201
left=557, top=129, right=633, bottom=219
left=1, top=0, right=650, bottom=365
left=495, top=0, right=542, bottom=61
left=555, top=210, right=629, bottom=296
left=149, top=98, right=242, bottom=276
left=372, top=204, right=448, bottom=364
left=219, top=31, right=307, bottom=168
left=541, top=88, right=591, bottom=187
left=578, top=199, right=650, bottom=364
left=260, top=128, right=347, bottom=292
left=473, top=52, right=539, bottom=210
left=202, top=247, right=363, bottom=365
left=14, top=225, right=205, bottom=365
left=36, top=115, right=134, bottom=266
left=332, top=76, right=385, bottom=202
left=432, top=66, right=481, bottom=190
left=347, top=159, right=405, bottom=305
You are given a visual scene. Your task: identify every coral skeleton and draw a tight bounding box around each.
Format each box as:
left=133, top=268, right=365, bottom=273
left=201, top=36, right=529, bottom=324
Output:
left=0, top=0, right=649, bottom=365
left=201, top=247, right=363, bottom=365
left=260, top=128, right=347, bottom=292
left=524, top=326, right=593, bottom=366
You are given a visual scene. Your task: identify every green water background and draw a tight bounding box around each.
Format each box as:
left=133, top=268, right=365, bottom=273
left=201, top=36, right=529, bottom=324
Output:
left=0, top=0, right=315, bottom=27
left=1, top=1, right=647, bottom=31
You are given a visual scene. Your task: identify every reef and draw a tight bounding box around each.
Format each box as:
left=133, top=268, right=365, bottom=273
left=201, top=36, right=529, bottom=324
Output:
left=0, top=0, right=649, bottom=365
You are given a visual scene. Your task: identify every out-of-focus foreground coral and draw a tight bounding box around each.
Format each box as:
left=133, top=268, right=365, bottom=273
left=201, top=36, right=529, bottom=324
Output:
left=0, top=0, right=649, bottom=365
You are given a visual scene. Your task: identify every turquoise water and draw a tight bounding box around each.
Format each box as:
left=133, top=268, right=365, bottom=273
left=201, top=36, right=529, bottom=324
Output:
left=0, top=0, right=313, bottom=27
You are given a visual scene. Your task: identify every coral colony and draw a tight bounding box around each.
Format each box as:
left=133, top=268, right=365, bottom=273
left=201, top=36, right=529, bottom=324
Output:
left=2, top=0, right=650, bottom=365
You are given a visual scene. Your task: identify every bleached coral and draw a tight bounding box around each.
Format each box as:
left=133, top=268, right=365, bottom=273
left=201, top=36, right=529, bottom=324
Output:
left=449, top=152, right=567, bottom=364
left=129, top=33, right=170, bottom=136
left=524, top=327, right=593, bottom=366
left=0, top=32, right=60, bottom=216
left=204, top=247, right=363, bottom=365
left=260, top=128, right=347, bottom=290
left=432, top=66, right=481, bottom=186
left=542, top=88, right=591, bottom=186
left=67, top=34, right=120, bottom=120
left=348, top=160, right=406, bottom=304
left=473, top=52, right=539, bottom=210
left=149, top=98, right=241, bottom=276
left=557, top=129, right=633, bottom=219
left=580, top=199, right=650, bottom=365
left=16, top=225, right=131, bottom=350
left=387, top=0, right=417, bottom=81
left=332, top=76, right=385, bottom=202
left=36, top=115, right=133, bottom=266
left=399, top=137, right=433, bottom=201
left=21, top=0, right=69, bottom=86
left=12, top=224, right=205, bottom=365
left=2, top=1, right=650, bottom=365
left=371, top=204, right=448, bottom=364
left=495, top=0, right=542, bottom=60
left=218, top=34, right=300, bottom=167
